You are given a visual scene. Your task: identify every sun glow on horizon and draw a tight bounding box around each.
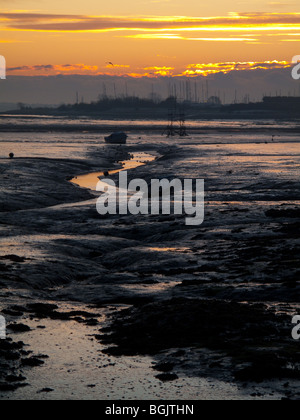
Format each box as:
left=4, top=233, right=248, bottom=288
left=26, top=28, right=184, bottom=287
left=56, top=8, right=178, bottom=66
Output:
left=6, top=60, right=293, bottom=78
left=0, top=8, right=299, bottom=77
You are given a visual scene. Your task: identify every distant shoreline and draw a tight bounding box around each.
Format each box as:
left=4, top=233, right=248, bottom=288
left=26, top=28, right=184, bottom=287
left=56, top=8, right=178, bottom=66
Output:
left=2, top=95, right=300, bottom=122
left=1, top=123, right=300, bottom=134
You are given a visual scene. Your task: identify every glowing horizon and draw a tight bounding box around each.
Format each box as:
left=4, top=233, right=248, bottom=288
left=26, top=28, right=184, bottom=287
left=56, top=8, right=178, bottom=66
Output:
left=5, top=60, right=293, bottom=78
left=0, top=4, right=299, bottom=78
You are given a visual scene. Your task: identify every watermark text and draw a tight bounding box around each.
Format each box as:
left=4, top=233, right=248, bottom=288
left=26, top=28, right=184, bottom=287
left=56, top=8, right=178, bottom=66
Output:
left=96, top=171, right=205, bottom=226
left=292, top=315, right=300, bottom=340
left=0, top=315, right=6, bottom=339
left=0, top=56, right=6, bottom=80
left=292, top=56, right=300, bottom=80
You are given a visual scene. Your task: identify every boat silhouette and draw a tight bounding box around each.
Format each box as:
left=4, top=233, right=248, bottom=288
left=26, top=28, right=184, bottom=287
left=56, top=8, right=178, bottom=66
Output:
left=105, top=132, right=127, bottom=144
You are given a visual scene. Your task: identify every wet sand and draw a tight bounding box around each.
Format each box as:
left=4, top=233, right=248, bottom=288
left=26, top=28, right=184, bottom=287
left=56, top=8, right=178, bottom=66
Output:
left=0, top=129, right=299, bottom=400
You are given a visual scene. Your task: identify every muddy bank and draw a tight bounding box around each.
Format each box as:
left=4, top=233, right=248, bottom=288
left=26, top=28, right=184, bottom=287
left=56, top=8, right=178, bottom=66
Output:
left=0, top=301, right=105, bottom=396
left=0, top=146, right=134, bottom=212
left=0, top=332, right=46, bottom=392
left=0, top=134, right=299, bottom=399
left=100, top=299, right=299, bottom=386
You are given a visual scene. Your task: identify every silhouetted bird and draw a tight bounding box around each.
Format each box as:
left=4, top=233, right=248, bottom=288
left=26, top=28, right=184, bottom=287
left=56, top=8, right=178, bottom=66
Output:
left=9, top=153, right=14, bottom=159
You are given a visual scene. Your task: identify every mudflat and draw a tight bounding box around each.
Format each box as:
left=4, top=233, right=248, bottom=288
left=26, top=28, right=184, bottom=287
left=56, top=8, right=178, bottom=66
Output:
left=0, top=123, right=299, bottom=399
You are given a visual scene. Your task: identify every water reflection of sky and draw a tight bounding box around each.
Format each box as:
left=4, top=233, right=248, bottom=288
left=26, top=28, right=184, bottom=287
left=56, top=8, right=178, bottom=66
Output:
left=72, top=152, right=156, bottom=191
left=1, top=131, right=300, bottom=161
left=2, top=115, right=300, bottom=130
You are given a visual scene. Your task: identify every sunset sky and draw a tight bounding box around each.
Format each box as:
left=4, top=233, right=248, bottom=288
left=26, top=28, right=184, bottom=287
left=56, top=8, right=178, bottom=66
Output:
left=0, top=0, right=300, bottom=78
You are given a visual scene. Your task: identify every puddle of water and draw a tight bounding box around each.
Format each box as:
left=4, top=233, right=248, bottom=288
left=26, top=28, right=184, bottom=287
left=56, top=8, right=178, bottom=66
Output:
left=71, top=152, right=156, bottom=191
left=147, top=247, right=192, bottom=253
left=1, top=300, right=278, bottom=400
left=121, top=280, right=181, bottom=293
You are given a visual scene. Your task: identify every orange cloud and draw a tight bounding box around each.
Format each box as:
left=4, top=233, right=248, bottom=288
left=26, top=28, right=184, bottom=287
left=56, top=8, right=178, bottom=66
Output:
left=7, top=63, right=99, bottom=75
left=143, top=66, right=175, bottom=76
left=125, top=34, right=182, bottom=39
left=125, top=73, right=154, bottom=78
left=180, top=60, right=291, bottom=76
left=1, top=12, right=300, bottom=33
left=0, top=39, right=23, bottom=43
left=6, top=60, right=294, bottom=78
left=105, top=64, right=130, bottom=68
left=125, top=34, right=258, bottom=41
